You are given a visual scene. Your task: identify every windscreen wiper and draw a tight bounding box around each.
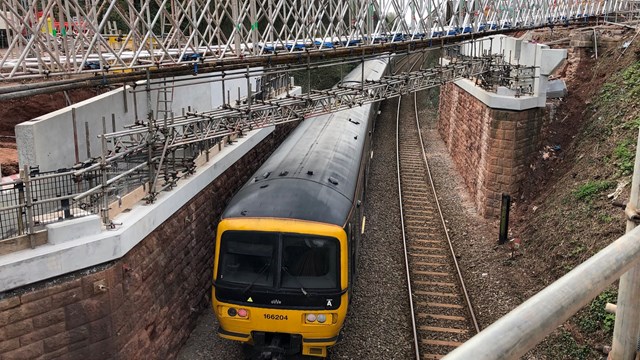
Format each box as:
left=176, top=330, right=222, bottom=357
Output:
left=281, top=266, right=310, bottom=296
left=242, top=262, right=271, bottom=294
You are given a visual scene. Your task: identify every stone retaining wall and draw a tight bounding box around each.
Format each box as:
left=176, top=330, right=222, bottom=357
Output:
left=438, top=83, right=545, bottom=218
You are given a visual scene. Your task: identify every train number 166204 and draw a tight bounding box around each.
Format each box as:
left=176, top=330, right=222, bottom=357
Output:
left=263, top=314, right=288, bottom=320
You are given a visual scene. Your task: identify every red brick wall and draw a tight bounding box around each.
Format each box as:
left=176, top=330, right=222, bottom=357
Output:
left=438, top=83, right=544, bottom=217
left=0, top=123, right=297, bottom=360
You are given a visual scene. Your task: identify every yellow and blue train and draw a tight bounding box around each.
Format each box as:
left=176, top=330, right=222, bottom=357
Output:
left=212, top=58, right=389, bottom=359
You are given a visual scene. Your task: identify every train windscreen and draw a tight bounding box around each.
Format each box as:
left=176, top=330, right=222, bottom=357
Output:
left=217, top=231, right=339, bottom=291
left=281, top=235, right=339, bottom=290
left=217, top=231, right=277, bottom=287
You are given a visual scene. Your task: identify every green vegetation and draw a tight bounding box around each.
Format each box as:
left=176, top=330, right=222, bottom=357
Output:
left=613, top=139, right=635, bottom=175
left=568, top=243, right=586, bottom=258
left=599, top=213, right=613, bottom=223
left=545, top=331, right=594, bottom=360
left=579, top=290, right=618, bottom=334
left=599, top=82, right=619, bottom=104
left=621, top=116, right=640, bottom=130
left=621, top=61, right=640, bottom=100
left=572, top=181, right=615, bottom=202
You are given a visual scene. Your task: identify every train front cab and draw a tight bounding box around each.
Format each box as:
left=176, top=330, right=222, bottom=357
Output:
left=212, top=218, right=353, bottom=358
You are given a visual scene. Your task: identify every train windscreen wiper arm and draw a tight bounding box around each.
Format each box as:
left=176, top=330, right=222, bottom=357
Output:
left=281, top=266, right=310, bottom=296
left=242, top=261, right=271, bottom=294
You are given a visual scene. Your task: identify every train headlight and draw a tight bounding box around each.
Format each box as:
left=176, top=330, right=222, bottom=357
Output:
left=237, top=308, right=248, bottom=318
left=227, top=308, right=237, bottom=317
left=317, top=314, right=327, bottom=323
left=306, top=314, right=317, bottom=322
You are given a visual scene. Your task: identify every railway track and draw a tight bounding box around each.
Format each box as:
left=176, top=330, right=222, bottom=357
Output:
left=395, top=55, right=480, bottom=359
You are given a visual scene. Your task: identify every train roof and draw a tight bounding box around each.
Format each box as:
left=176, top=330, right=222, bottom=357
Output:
left=222, top=103, right=374, bottom=226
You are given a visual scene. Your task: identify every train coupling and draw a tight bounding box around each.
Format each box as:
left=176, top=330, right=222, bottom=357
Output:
left=250, top=332, right=302, bottom=359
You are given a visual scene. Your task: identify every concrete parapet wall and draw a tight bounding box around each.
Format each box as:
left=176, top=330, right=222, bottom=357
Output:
left=0, top=121, right=299, bottom=360
left=438, top=82, right=544, bottom=218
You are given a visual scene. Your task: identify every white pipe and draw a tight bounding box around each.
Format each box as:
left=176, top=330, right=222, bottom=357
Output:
left=611, top=127, right=640, bottom=359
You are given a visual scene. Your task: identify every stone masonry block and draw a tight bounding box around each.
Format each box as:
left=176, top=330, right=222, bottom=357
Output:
left=0, top=338, right=20, bottom=353
left=109, top=283, right=124, bottom=311
left=64, top=297, right=111, bottom=330
left=32, top=309, right=65, bottom=329
left=20, top=279, right=82, bottom=305
left=88, top=317, right=112, bottom=344
left=19, top=322, right=66, bottom=346
left=60, top=345, right=92, bottom=360
left=43, top=325, right=89, bottom=353
left=1, top=340, right=43, bottom=360
left=500, top=121, right=516, bottom=130
left=504, top=130, right=516, bottom=141
left=88, top=338, right=116, bottom=360
left=50, top=287, right=83, bottom=309
left=1, top=318, right=34, bottom=340
left=7, top=297, right=52, bottom=324
left=0, top=311, right=7, bottom=328
left=0, top=297, right=20, bottom=312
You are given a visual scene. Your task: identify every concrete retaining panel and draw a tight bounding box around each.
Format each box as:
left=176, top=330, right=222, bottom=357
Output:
left=16, top=71, right=260, bottom=172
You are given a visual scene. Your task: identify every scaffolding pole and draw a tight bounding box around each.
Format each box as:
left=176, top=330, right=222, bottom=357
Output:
left=610, top=126, right=640, bottom=360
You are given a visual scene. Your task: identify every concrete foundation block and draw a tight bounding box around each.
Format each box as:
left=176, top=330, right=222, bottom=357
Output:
left=547, top=79, right=568, bottom=98
left=539, top=48, right=568, bottom=75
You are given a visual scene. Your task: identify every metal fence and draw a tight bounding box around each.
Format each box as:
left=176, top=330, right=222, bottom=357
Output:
left=0, top=161, right=149, bottom=242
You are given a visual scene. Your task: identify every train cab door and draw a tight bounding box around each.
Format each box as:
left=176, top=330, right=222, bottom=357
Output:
left=347, top=209, right=362, bottom=305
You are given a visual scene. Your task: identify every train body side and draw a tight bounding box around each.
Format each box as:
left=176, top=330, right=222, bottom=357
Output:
left=212, top=58, right=389, bottom=358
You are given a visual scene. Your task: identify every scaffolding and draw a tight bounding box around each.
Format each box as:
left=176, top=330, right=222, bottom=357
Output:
left=0, top=0, right=631, bottom=80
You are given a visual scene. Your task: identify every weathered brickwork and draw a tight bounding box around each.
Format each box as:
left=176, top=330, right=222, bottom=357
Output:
left=438, top=83, right=544, bottom=218
left=0, top=123, right=298, bottom=360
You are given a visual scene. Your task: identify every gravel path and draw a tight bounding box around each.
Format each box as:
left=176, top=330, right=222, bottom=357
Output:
left=177, top=86, right=500, bottom=360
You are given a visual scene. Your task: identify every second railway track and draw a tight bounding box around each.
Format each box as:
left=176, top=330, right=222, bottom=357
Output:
left=395, top=54, right=480, bottom=360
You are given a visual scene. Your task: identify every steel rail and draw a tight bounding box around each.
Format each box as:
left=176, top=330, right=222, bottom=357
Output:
left=412, top=84, right=481, bottom=336
left=395, top=52, right=423, bottom=360
left=396, top=50, right=480, bottom=359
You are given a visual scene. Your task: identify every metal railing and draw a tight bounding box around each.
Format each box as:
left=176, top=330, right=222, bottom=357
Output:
left=0, top=161, right=147, bottom=242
